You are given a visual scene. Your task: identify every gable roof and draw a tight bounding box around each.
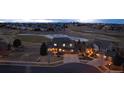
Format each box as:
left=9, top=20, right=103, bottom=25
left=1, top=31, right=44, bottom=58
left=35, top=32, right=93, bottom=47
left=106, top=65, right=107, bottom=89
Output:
left=52, top=37, right=72, bottom=43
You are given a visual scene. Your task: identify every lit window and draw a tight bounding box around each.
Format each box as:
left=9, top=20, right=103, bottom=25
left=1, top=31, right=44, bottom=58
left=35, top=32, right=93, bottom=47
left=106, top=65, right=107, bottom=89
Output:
left=59, top=48, right=62, bottom=52
left=48, top=48, right=52, bottom=52
left=54, top=43, right=57, bottom=46
left=63, top=43, right=65, bottom=47
left=70, top=43, right=72, bottom=47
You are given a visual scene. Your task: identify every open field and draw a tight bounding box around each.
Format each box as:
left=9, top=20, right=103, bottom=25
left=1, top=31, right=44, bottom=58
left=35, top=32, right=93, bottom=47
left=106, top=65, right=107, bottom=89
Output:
left=66, top=29, right=120, bottom=42
left=67, top=27, right=124, bottom=46
left=0, top=28, right=62, bottom=62
left=1, top=43, right=63, bottom=62
left=1, top=26, right=123, bottom=42
left=1, top=26, right=124, bottom=48
left=16, top=35, right=51, bottom=43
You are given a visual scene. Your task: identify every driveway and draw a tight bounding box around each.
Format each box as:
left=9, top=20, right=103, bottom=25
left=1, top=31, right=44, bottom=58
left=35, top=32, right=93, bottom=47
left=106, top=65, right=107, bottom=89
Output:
left=63, top=54, right=80, bottom=63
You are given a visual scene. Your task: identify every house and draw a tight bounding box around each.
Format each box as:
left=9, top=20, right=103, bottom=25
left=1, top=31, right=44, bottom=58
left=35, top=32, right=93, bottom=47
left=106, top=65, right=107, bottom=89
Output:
left=48, top=37, right=77, bottom=54
left=93, top=39, right=115, bottom=52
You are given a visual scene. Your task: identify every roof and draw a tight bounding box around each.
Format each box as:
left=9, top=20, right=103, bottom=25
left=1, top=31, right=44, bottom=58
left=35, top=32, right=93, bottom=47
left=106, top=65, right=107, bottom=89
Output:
left=52, top=37, right=72, bottom=43
left=93, top=39, right=113, bottom=49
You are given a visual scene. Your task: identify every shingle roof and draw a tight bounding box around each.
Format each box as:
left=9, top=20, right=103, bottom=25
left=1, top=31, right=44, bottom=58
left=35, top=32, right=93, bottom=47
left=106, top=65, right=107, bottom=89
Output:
left=52, top=37, right=72, bottom=42
left=93, top=39, right=112, bottom=49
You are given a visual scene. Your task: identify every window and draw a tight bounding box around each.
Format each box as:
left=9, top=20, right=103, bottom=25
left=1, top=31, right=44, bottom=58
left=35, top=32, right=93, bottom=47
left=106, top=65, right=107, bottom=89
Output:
left=63, top=43, right=65, bottom=47
left=59, top=48, right=62, bottom=52
left=54, top=43, right=57, bottom=46
left=70, top=43, right=73, bottom=47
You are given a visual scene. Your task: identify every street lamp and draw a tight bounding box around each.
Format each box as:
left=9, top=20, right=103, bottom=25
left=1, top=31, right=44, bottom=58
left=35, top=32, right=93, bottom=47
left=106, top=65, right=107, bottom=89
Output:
left=108, top=63, right=111, bottom=73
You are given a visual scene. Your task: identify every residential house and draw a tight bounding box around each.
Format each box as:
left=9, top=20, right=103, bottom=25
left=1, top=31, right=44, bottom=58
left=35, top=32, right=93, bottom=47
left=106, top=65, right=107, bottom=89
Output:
left=48, top=37, right=77, bottom=54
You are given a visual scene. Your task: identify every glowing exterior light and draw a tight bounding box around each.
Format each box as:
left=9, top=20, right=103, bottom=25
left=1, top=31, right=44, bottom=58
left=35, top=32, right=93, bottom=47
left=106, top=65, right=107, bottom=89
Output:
left=48, top=48, right=52, bottom=52
left=86, top=48, right=94, bottom=57
left=54, top=43, right=57, bottom=46
left=63, top=43, right=65, bottom=47
left=59, top=48, right=62, bottom=52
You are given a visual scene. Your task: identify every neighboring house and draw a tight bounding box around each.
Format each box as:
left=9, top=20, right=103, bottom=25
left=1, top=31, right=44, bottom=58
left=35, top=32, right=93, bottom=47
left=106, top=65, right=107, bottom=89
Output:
left=115, top=42, right=124, bottom=57
left=93, top=39, right=114, bottom=52
left=48, top=37, right=76, bottom=54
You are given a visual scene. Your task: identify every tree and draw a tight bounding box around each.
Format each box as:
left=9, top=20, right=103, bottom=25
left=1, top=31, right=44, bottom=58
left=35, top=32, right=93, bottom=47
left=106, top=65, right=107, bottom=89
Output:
left=77, top=40, right=81, bottom=51
left=112, top=49, right=124, bottom=66
left=82, top=42, right=86, bottom=52
left=40, top=42, right=48, bottom=56
left=13, top=39, right=22, bottom=48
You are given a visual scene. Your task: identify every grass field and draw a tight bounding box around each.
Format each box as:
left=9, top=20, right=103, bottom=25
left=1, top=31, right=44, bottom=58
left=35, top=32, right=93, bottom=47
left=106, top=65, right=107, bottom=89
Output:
left=16, top=35, right=51, bottom=43
left=67, top=26, right=124, bottom=43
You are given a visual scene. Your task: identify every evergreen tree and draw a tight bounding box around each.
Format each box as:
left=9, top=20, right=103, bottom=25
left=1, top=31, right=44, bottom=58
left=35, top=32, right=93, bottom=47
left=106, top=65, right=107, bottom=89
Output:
left=40, top=42, right=48, bottom=56
left=77, top=39, right=81, bottom=51
left=13, top=39, right=22, bottom=48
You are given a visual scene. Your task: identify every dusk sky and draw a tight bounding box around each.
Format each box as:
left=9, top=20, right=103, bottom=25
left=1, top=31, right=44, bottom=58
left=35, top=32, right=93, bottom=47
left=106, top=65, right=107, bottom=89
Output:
left=0, top=19, right=124, bottom=24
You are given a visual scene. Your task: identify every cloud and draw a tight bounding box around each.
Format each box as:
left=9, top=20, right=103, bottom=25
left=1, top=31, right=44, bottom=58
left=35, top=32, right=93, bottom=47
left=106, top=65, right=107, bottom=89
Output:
left=0, top=19, right=78, bottom=23
left=0, top=19, right=53, bottom=23
left=0, top=19, right=124, bottom=24
left=77, top=19, right=97, bottom=23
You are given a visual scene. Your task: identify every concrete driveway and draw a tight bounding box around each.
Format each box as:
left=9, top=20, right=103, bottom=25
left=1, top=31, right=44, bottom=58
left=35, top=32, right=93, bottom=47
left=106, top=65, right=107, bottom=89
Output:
left=63, top=54, right=80, bottom=63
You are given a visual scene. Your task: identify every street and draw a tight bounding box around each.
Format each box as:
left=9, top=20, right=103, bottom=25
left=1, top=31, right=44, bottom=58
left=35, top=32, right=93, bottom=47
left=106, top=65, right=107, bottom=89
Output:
left=0, top=63, right=101, bottom=73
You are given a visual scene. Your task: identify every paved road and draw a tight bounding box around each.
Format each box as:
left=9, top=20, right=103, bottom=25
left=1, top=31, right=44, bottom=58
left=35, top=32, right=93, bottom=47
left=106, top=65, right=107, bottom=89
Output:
left=0, top=63, right=101, bottom=73
left=63, top=54, right=80, bottom=63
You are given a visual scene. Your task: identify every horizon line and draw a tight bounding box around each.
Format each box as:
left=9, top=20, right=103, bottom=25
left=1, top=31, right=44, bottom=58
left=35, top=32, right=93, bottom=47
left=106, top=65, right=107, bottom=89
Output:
left=0, top=19, right=124, bottom=24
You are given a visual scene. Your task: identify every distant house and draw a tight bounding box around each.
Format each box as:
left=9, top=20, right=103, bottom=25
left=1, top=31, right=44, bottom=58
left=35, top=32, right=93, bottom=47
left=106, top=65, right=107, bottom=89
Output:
left=48, top=37, right=76, bottom=54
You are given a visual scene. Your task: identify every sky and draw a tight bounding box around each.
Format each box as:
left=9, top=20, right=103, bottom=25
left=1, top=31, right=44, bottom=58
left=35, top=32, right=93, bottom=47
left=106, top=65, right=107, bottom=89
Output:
left=0, top=19, right=124, bottom=24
